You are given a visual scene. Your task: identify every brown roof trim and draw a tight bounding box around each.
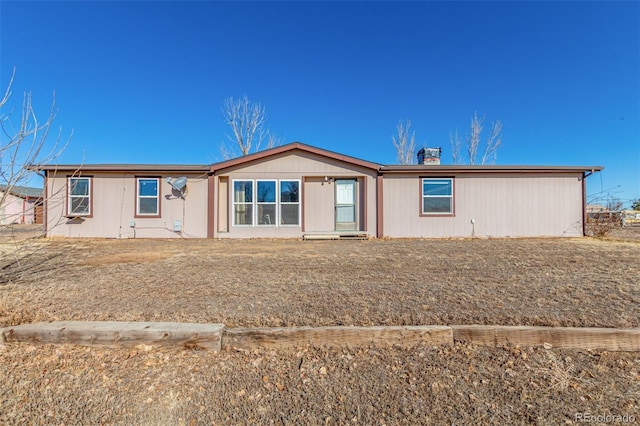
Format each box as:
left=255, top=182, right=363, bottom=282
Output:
left=380, top=165, right=604, bottom=174
left=210, top=142, right=382, bottom=173
left=31, top=164, right=211, bottom=173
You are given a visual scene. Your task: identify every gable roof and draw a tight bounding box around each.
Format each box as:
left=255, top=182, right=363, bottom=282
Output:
left=210, top=142, right=382, bottom=173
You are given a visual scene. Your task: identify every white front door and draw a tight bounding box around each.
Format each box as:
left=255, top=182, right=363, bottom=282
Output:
left=335, top=179, right=357, bottom=231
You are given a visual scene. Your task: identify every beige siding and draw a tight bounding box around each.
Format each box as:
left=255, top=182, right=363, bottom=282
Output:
left=0, top=192, right=36, bottom=225
left=46, top=172, right=209, bottom=238
left=382, top=173, right=584, bottom=238
left=215, top=151, right=377, bottom=238
left=42, top=146, right=589, bottom=240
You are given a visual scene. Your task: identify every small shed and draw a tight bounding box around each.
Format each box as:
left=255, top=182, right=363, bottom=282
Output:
left=0, top=185, right=44, bottom=225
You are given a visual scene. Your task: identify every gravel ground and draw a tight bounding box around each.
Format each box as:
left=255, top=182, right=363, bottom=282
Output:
left=0, top=234, right=638, bottom=424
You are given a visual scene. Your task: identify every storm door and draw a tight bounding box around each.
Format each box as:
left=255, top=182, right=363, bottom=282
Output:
left=335, top=179, right=357, bottom=231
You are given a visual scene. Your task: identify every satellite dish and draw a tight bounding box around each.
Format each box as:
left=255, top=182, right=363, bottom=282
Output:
left=165, top=177, right=188, bottom=198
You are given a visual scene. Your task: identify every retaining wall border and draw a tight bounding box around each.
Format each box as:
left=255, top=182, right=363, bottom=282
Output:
left=1, top=322, right=639, bottom=352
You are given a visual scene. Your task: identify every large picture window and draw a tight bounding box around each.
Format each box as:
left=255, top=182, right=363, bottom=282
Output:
left=280, top=180, right=300, bottom=225
left=137, top=178, right=160, bottom=216
left=422, top=178, right=453, bottom=215
left=68, top=177, right=91, bottom=216
left=232, top=179, right=301, bottom=226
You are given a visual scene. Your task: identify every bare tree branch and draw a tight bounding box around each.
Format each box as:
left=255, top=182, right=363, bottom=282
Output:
left=467, top=112, right=483, bottom=165
left=0, top=69, right=15, bottom=111
left=480, top=119, right=502, bottom=165
left=265, top=129, right=281, bottom=150
left=392, top=119, right=417, bottom=165
left=452, top=112, right=503, bottom=165
left=0, top=67, right=70, bottom=227
left=218, top=142, right=235, bottom=161
left=449, top=128, right=462, bottom=165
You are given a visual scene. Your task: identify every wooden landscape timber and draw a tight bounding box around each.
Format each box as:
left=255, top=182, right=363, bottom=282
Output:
left=223, top=325, right=453, bottom=350
left=0, top=321, right=225, bottom=351
left=452, top=325, right=640, bottom=351
left=2, top=322, right=640, bottom=352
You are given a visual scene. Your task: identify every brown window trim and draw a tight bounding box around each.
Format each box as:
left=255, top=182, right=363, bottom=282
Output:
left=419, top=176, right=455, bottom=218
left=134, top=176, right=162, bottom=219
left=66, top=175, right=94, bottom=218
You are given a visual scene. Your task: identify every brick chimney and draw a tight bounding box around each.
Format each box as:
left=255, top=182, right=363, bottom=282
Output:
left=417, top=147, right=441, bottom=165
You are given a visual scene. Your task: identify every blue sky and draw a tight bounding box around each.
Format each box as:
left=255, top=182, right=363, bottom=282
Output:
left=1, top=1, right=638, bottom=206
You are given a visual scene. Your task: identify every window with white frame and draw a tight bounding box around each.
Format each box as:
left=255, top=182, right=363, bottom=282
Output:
left=68, top=177, right=91, bottom=216
left=280, top=180, right=300, bottom=225
left=137, top=178, right=160, bottom=216
left=232, top=179, right=301, bottom=226
left=257, top=180, right=276, bottom=225
left=233, top=180, right=253, bottom=225
left=422, top=178, right=453, bottom=214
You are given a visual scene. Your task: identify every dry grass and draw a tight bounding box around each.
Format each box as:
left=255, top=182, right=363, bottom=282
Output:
left=0, top=233, right=639, bottom=424
left=1, top=236, right=638, bottom=329
left=0, top=342, right=638, bottom=425
left=80, top=251, right=175, bottom=267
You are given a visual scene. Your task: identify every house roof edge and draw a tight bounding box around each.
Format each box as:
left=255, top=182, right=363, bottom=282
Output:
left=379, top=165, right=604, bottom=174
left=29, top=164, right=211, bottom=173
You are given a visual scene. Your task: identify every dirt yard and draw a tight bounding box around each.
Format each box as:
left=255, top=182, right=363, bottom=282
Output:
left=1, top=236, right=638, bottom=329
left=0, top=234, right=639, bottom=424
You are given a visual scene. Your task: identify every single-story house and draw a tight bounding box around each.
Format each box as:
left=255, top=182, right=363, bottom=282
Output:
left=34, top=142, right=602, bottom=239
left=0, top=185, right=43, bottom=225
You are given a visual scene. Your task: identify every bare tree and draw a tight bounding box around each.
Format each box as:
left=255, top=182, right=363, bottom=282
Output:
left=450, top=112, right=503, bottom=165
left=0, top=68, right=68, bottom=226
left=221, top=95, right=280, bottom=159
left=606, top=197, right=624, bottom=212
left=392, top=119, right=417, bottom=165
left=0, top=68, right=71, bottom=284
